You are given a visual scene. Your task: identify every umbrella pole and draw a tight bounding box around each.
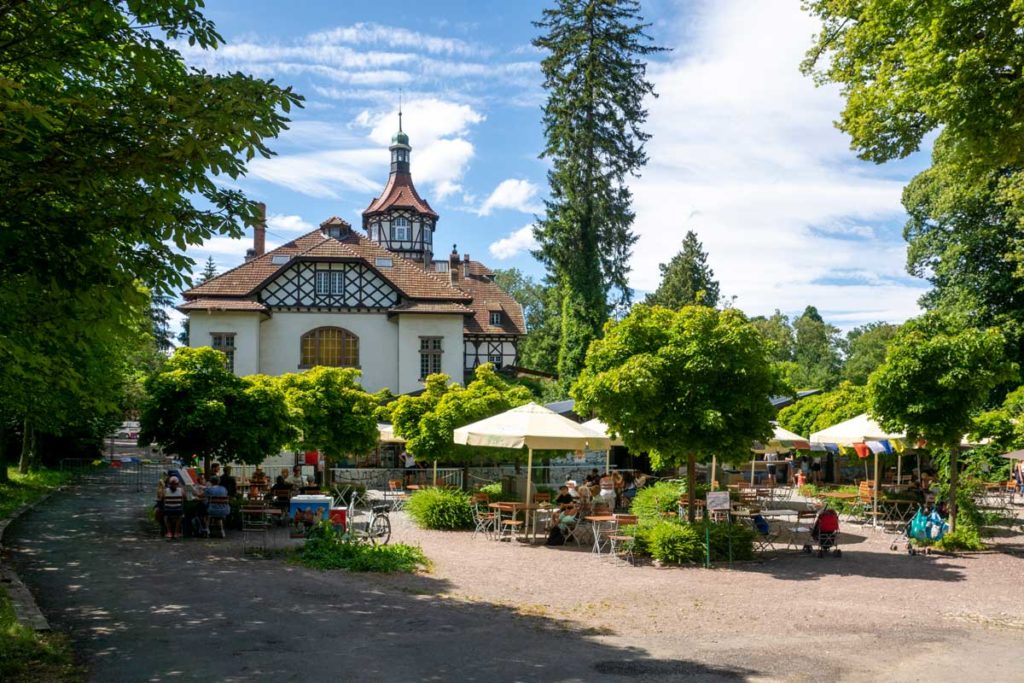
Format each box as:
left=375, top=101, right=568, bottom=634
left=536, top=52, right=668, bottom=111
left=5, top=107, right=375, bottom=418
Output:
left=897, top=452, right=902, bottom=485
left=605, top=449, right=610, bottom=474
left=750, top=457, right=756, bottom=486
left=525, top=446, right=534, bottom=543
left=710, top=454, right=717, bottom=489
left=432, top=460, right=437, bottom=487
left=872, top=451, right=879, bottom=529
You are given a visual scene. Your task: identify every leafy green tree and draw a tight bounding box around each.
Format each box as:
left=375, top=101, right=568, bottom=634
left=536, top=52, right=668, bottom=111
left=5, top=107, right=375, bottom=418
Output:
left=750, top=310, right=795, bottom=363
left=0, top=0, right=300, bottom=452
left=383, top=364, right=533, bottom=465
left=903, top=163, right=1024, bottom=360
left=493, top=268, right=561, bottom=375
left=232, top=375, right=296, bottom=467
left=572, top=305, right=784, bottom=520
left=279, top=367, right=380, bottom=467
left=645, top=231, right=720, bottom=309
left=139, top=348, right=247, bottom=472
left=533, top=0, right=664, bottom=388
left=869, top=312, right=1017, bottom=530
left=792, top=306, right=841, bottom=390
left=802, top=2, right=1024, bottom=192
left=149, top=289, right=176, bottom=353
left=776, top=381, right=869, bottom=438
left=842, top=322, right=898, bottom=385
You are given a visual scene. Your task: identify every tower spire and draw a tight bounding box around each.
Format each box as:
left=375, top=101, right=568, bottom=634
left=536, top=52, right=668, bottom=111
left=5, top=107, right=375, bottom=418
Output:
left=398, top=89, right=403, bottom=132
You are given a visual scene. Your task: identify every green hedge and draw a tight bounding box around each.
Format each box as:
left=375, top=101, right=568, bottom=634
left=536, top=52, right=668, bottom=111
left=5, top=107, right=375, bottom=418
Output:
left=406, top=488, right=474, bottom=530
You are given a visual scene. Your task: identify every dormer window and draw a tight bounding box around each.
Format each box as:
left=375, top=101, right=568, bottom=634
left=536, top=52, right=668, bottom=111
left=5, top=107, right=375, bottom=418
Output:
left=391, top=217, right=411, bottom=241
left=490, top=311, right=502, bottom=326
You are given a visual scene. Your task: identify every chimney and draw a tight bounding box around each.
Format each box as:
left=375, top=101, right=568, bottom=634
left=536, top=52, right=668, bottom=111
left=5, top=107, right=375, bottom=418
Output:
left=463, top=253, right=470, bottom=278
left=449, top=245, right=460, bottom=284
left=254, top=202, right=267, bottom=257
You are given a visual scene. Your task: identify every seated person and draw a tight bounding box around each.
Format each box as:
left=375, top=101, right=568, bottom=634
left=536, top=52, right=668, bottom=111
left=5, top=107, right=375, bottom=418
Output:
left=269, top=475, right=292, bottom=511
left=565, top=479, right=579, bottom=498
left=251, top=466, right=268, bottom=485
left=554, top=485, right=574, bottom=508
left=300, top=476, right=319, bottom=494
left=549, top=500, right=580, bottom=532
left=204, top=476, right=231, bottom=537
left=585, top=469, right=601, bottom=486
left=220, top=466, right=238, bottom=497
left=621, top=471, right=638, bottom=506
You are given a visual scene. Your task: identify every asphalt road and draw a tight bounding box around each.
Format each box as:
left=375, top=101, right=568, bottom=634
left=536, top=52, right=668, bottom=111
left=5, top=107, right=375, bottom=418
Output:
left=5, top=474, right=748, bottom=682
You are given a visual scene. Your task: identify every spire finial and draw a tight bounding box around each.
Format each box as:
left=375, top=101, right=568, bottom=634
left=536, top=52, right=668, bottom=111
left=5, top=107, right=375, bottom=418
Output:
left=398, top=89, right=403, bottom=132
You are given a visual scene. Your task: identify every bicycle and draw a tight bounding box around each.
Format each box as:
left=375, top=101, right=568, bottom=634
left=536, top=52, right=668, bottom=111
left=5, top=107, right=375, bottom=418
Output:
left=345, top=489, right=392, bottom=546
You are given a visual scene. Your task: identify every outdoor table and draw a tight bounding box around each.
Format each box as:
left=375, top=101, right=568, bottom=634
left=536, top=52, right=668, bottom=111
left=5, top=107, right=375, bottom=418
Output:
left=585, top=515, right=616, bottom=555
left=817, top=492, right=857, bottom=502
left=489, top=502, right=545, bottom=543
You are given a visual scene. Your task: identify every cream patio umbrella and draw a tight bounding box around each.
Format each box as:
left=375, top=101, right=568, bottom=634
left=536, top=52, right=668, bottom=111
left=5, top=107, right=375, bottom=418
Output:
left=581, top=418, right=624, bottom=473
left=811, top=414, right=906, bottom=526
left=453, top=403, right=611, bottom=510
left=748, top=424, right=812, bottom=484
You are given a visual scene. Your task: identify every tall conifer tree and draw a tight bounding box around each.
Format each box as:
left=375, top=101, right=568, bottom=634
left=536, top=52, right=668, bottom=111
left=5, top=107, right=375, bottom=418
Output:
left=533, top=0, right=663, bottom=387
left=645, top=231, right=720, bottom=309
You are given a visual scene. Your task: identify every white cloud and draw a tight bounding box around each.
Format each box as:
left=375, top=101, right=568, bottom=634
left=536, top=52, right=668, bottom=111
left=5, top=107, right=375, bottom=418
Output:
left=266, top=213, right=316, bottom=234
left=309, top=22, right=483, bottom=57
left=477, top=179, right=542, bottom=216
left=489, top=224, right=539, bottom=260
left=250, top=98, right=482, bottom=201
left=629, top=0, right=927, bottom=328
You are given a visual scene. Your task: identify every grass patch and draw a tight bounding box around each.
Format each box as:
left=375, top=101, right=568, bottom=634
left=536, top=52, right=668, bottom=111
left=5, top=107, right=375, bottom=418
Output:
left=0, top=586, right=78, bottom=682
left=296, top=523, right=431, bottom=573
left=0, top=468, right=72, bottom=522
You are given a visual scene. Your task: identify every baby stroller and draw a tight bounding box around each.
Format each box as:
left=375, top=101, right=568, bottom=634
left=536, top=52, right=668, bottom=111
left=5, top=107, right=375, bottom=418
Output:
left=891, top=505, right=947, bottom=556
left=804, top=507, right=841, bottom=558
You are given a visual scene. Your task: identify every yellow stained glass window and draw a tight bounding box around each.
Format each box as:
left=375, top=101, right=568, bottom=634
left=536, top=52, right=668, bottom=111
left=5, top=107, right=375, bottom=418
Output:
left=300, top=327, right=358, bottom=368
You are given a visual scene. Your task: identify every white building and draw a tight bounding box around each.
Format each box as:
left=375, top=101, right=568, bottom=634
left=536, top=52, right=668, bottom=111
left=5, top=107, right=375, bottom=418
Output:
left=180, top=118, right=525, bottom=394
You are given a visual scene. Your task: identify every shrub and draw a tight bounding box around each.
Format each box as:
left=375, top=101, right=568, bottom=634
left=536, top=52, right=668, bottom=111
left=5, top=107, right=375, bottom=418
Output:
left=935, top=526, right=985, bottom=552
left=298, top=523, right=430, bottom=573
left=630, top=481, right=685, bottom=521
left=643, top=520, right=703, bottom=564
left=405, top=488, right=474, bottom=530
left=692, top=521, right=756, bottom=562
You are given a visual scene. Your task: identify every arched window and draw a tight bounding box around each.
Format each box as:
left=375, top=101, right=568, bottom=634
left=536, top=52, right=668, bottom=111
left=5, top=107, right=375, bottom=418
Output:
left=300, top=327, right=359, bottom=368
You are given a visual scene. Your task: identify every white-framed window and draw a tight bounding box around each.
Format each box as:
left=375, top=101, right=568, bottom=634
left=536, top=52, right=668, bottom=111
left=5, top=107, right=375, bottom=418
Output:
left=211, top=333, right=236, bottom=373
left=391, top=217, right=411, bottom=241
left=488, top=352, right=503, bottom=368
left=419, top=337, right=443, bottom=379
left=489, top=311, right=502, bottom=325
left=315, top=270, right=344, bottom=295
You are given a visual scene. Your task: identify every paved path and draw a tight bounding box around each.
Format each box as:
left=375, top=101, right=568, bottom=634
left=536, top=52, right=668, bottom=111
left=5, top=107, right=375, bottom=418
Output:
left=5, top=475, right=747, bottom=682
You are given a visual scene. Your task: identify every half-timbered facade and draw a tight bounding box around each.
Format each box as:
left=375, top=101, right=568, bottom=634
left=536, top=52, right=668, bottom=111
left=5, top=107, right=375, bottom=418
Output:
left=180, top=118, right=525, bottom=394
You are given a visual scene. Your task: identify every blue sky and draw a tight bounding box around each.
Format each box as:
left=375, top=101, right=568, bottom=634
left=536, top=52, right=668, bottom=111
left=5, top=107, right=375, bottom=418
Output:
left=177, top=0, right=932, bottom=331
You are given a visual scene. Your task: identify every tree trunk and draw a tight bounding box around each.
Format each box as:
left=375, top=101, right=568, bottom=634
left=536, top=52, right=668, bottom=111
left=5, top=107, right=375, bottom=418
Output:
left=0, top=423, right=9, bottom=484
left=948, top=445, right=959, bottom=533
left=18, top=418, right=32, bottom=474
left=687, top=453, right=696, bottom=523
left=203, top=454, right=212, bottom=478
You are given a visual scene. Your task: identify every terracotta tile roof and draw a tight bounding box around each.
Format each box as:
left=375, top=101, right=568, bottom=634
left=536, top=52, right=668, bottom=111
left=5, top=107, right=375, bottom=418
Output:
left=456, top=263, right=527, bottom=336
left=363, top=172, right=438, bottom=218
left=183, top=229, right=470, bottom=302
left=389, top=301, right=474, bottom=315
left=178, top=298, right=268, bottom=313
left=184, top=231, right=324, bottom=297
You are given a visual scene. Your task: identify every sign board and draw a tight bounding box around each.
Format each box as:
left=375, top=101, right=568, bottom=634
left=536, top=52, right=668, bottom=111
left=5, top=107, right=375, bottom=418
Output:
left=706, top=491, right=730, bottom=511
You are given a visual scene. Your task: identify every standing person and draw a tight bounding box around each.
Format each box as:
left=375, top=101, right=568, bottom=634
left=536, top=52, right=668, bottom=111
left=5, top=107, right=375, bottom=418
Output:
left=402, top=450, right=416, bottom=486
left=220, top=465, right=237, bottom=497
left=1015, top=459, right=1024, bottom=495
left=162, top=477, right=185, bottom=539
left=154, top=474, right=166, bottom=535
left=208, top=462, right=221, bottom=481
left=765, top=452, right=778, bottom=485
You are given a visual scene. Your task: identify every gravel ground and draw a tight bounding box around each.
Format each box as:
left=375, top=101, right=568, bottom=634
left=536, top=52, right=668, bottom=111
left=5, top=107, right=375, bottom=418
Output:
left=6, top=476, right=1024, bottom=682
left=383, top=507, right=1024, bottom=682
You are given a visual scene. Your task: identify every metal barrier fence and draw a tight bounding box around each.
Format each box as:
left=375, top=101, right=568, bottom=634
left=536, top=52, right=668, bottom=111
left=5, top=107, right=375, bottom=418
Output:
left=328, top=467, right=464, bottom=490
left=60, top=458, right=167, bottom=492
